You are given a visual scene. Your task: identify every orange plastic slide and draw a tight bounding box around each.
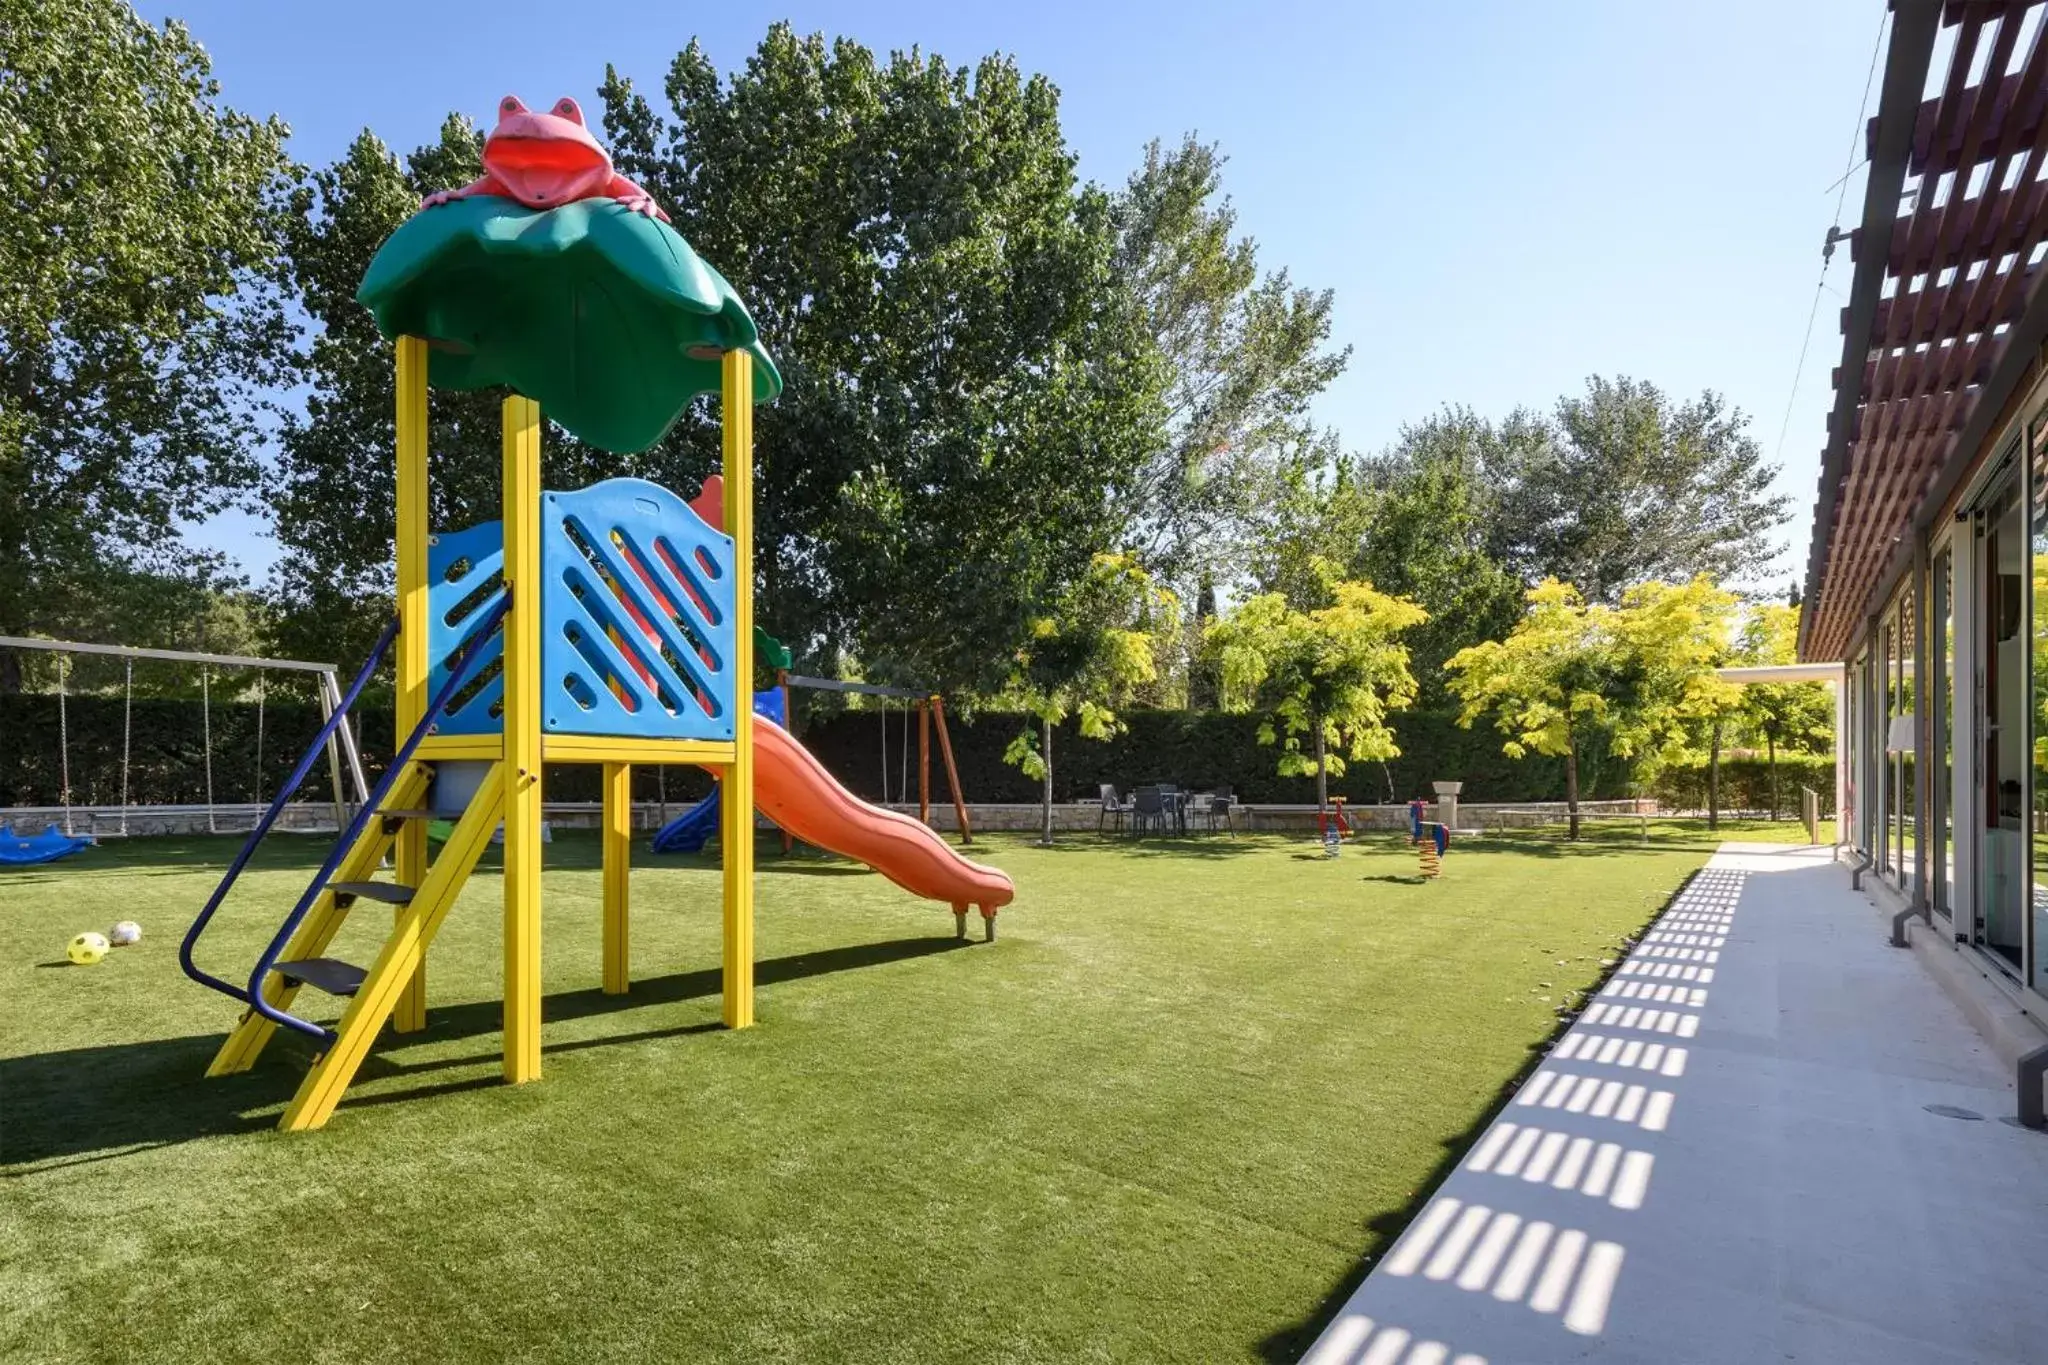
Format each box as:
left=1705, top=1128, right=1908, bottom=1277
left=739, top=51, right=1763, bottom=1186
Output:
left=749, top=717, right=1015, bottom=926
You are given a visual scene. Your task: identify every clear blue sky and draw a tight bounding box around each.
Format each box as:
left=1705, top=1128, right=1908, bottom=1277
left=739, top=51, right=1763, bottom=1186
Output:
left=147, top=0, right=1884, bottom=591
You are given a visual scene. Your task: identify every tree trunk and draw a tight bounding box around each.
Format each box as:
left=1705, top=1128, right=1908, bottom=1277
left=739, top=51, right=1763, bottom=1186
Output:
left=1767, top=734, right=1779, bottom=821
left=1708, top=719, right=1722, bottom=831
left=1566, top=742, right=1581, bottom=840
left=1038, top=717, right=1054, bottom=847
left=1313, top=722, right=1329, bottom=818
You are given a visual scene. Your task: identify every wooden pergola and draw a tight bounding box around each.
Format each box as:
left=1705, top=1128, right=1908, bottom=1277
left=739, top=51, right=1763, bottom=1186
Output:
left=1802, top=0, right=2048, bottom=660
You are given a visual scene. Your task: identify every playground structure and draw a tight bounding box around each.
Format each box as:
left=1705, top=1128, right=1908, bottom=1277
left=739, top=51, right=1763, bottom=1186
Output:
left=1407, top=798, right=1451, bottom=878
left=175, top=123, right=1014, bottom=1131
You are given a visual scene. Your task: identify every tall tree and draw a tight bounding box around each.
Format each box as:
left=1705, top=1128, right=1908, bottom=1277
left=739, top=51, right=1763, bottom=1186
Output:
left=1110, top=136, right=1350, bottom=581
left=1241, top=433, right=1373, bottom=609
left=998, top=553, right=1175, bottom=845
left=1494, top=377, right=1790, bottom=602
left=0, top=0, right=295, bottom=686
left=1343, top=410, right=1530, bottom=699
left=1447, top=576, right=1736, bottom=837
left=1616, top=577, right=1742, bottom=827
left=1205, top=560, right=1426, bottom=814
left=598, top=26, right=1165, bottom=693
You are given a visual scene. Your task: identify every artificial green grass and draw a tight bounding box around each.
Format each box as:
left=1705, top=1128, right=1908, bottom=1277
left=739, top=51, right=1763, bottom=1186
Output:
left=1, top=819, right=1806, bottom=1363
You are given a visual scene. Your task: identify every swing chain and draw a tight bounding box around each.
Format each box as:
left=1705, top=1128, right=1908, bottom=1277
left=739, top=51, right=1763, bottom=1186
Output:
left=201, top=665, right=217, bottom=835
left=252, top=671, right=267, bottom=805
left=56, top=653, right=73, bottom=836
left=120, top=658, right=133, bottom=837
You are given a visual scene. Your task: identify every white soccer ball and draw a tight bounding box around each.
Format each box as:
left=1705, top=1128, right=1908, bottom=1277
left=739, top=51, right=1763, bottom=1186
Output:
left=108, top=921, right=143, bottom=947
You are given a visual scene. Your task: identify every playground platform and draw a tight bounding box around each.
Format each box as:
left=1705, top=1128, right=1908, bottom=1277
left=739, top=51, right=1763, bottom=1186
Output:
left=1303, top=842, right=2048, bottom=1365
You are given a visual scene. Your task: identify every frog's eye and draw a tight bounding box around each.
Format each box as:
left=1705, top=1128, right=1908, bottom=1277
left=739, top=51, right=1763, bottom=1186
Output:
left=501, top=95, right=527, bottom=114
left=553, top=98, right=585, bottom=125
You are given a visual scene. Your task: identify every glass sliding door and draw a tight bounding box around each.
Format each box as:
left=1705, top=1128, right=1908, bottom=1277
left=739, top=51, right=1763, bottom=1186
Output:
left=1846, top=650, right=1864, bottom=854
left=1975, top=469, right=2026, bottom=974
left=2032, top=412, right=2048, bottom=995
left=1934, top=545, right=1953, bottom=918
left=1878, top=616, right=1893, bottom=875
left=1895, top=586, right=1917, bottom=891
left=1860, top=648, right=1878, bottom=858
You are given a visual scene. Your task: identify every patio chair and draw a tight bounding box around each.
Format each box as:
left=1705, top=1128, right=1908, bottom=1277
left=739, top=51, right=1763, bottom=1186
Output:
left=1131, top=786, right=1167, bottom=836
left=1098, top=783, right=1133, bottom=834
left=1203, top=793, right=1237, bottom=836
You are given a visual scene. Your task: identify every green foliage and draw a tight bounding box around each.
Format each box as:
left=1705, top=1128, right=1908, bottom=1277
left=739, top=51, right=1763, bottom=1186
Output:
left=1, top=569, right=273, bottom=698
left=1735, top=602, right=1832, bottom=753
left=1447, top=576, right=1739, bottom=831
left=1646, top=753, right=1836, bottom=820
left=596, top=26, right=1166, bottom=692
left=0, top=0, right=294, bottom=675
left=1334, top=411, right=1530, bottom=696
left=994, top=552, right=1175, bottom=840
left=268, top=120, right=489, bottom=670
left=1110, top=136, right=1349, bottom=581
left=1494, top=377, right=1791, bottom=602
left=1205, top=563, right=1425, bottom=804
left=1241, top=433, right=1372, bottom=610
left=1610, top=576, right=1743, bottom=779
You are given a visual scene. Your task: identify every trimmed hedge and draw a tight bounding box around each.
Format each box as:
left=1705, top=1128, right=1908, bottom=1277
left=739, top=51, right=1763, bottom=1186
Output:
left=792, top=706, right=1632, bottom=806
left=2, top=696, right=1630, bottom=810
left=1645, top=755, right=1836, bottom=819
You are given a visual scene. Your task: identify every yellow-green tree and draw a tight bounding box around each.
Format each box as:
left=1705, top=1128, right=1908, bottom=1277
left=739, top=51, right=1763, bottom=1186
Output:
left=1620, top=578, right=1742, bottom=827
left=1205, top=562, right=1427, bottom=814
left=1000, top=553, right=1176, bottom=845
left=1447, top=577, right=1737, bottom=837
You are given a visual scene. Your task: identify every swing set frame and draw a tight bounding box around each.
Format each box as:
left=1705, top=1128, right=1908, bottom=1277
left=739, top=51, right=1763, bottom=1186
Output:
left=0, top=635, right=374, bottom=837
left=785, top=673, right=975, bottom=844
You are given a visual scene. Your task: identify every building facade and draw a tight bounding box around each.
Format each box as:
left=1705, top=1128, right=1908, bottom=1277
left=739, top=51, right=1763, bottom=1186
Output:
left=1804, top=3, right=2048, bottom=1028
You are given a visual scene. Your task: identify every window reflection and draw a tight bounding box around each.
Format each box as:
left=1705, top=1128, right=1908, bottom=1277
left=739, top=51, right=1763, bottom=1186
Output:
left=2031, top=416, right=2048, bottom=994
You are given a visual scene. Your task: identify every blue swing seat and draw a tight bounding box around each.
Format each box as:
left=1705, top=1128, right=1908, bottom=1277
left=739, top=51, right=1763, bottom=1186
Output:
left=0, top=823, right=93, bottom=866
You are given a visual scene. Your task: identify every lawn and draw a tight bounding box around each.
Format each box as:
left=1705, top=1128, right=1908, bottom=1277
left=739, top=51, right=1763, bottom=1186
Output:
left=0, top=818, right=1814, bottom=1363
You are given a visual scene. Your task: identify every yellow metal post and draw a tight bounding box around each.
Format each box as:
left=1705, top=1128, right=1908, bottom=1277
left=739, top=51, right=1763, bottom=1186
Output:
left=720, top=350, right=756, bottom=1029
left=502, top=395, right=545, bottom=1082
left=394, top=336, right=430, bottom=1032
left=602, top=761, right=631, bottom=994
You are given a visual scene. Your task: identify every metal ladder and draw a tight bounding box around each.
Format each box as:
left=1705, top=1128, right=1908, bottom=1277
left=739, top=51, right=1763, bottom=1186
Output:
left=179, top=598, right=509, bottom=1046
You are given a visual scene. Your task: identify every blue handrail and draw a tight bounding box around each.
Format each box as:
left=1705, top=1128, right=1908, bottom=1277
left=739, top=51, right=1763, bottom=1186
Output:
left=243, top=595, right=511, bottom=1044
left=180, top=616, right=400, bottom=1004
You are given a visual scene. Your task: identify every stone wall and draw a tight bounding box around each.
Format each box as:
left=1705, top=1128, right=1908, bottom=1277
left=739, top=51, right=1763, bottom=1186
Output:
left=2, top=797, right=1657, bottom=841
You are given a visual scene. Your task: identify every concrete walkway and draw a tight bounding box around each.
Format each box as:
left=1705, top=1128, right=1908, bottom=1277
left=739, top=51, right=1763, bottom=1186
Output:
left=1303, top=843, right=2048, bottom=1365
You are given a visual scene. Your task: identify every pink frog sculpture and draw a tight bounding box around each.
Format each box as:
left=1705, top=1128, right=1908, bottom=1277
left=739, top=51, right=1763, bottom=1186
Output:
left=422, top=95, right=668, bottom=222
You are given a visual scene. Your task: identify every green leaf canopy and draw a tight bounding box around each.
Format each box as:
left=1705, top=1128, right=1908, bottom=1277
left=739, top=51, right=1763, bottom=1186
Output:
left=356, top=196, right=780, bottom=453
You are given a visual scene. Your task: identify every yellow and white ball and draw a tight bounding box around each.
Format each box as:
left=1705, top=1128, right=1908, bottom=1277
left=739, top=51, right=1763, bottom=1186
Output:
left=109, top=920, right=143, bottom=947
left=67, top=932, right=111, bottom=966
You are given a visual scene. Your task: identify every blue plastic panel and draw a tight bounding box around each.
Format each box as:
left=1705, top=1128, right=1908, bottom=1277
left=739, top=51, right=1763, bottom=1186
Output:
left=426, top=519, right=507, bottom=735
left=539, top=477, right=737, bottom=739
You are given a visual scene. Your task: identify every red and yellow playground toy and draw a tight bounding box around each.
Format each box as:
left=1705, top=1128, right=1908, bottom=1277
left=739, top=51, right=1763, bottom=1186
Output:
left=178, top=95, right=1014, bottom=1132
